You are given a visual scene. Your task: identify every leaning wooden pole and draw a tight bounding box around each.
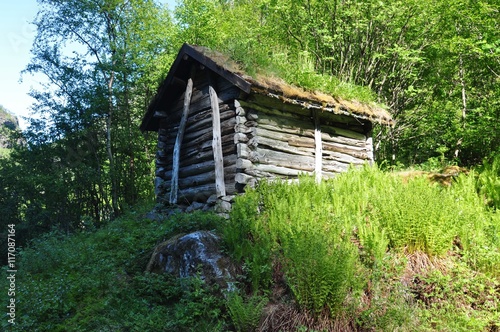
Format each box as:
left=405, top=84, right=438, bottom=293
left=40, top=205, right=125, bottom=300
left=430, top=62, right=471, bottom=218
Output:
left=170, top=77, right=193, bottom=204
left=208, top=76, right=226, bottom=198
left=314, top=110, right=323, bottom=183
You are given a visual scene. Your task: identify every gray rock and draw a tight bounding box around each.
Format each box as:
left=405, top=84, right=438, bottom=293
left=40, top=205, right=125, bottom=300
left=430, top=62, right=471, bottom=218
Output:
left=146, top=230, right=237, bottom=292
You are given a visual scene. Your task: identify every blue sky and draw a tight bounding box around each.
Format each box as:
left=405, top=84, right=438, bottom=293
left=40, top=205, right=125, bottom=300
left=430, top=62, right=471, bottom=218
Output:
left=0, top=0, right=175, bottom=129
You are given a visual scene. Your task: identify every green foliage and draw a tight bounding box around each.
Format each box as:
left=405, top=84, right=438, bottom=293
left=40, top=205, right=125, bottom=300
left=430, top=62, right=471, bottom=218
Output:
left=223, top=189, right=274, bottom=292
left=226, top=166, right=500, bottom=329
left=173, top=0, right=500, bottom=166
left=0, top=207, right=231, bottom=331
left=226, top=292, right=267, bottom=332
left=2, top=165, right=499, bottom=330
left=477, top=153, right=500, bottom=210
left=413, top=262, right=500, bottom=331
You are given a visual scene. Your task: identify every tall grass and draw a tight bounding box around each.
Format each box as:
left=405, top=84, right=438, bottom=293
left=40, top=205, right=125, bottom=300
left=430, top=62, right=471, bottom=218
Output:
left=224, top=165, right=500, bottom=323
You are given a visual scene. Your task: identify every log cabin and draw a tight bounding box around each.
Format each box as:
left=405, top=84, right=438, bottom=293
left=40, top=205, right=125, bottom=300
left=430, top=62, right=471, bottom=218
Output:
left=140, top=44, right=393, bottom=211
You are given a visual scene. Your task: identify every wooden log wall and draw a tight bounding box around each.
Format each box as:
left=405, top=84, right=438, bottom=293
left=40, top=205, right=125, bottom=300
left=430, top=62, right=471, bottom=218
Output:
left=155, top=70, right=376, bottom=206
left=155, top=70, right=240, bottom=204
left=234, top=94, right=374, bottom=188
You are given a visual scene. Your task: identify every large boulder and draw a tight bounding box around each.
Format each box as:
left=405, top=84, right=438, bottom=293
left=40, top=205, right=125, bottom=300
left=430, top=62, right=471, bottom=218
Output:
left=146, top=231, right=237, bottom=292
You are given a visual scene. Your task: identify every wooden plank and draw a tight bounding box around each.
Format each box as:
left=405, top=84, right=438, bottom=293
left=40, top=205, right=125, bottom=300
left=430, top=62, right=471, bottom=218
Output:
left=253, top=136, right=314, bottom=157
left=170, top=77, right=193, bottom=204
left=366, top=135, right=374, bottom=164
left=236, top=158, right=253, bottom=169
left=314, top=110, right=322, bottom=183
left=235, top=172, right=255, bottom=185
left=322, top=151, right=366, bottom=165
left=322, top=141, right=369, bottom=160
left=177, top=182, right=237, bottom=204
left=250, top=147, right=316, bottom=171
left=209, top=81, right=226, bottom=198
left=162, top=155, right=237, bottom=179
left=252, top=163, right=312, bottom=177
left=177, top=164, right=237, bottom=189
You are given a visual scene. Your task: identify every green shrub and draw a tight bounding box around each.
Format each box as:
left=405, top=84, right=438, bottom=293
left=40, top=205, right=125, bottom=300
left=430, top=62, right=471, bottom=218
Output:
left=477, top=153, right=500, bottom=210
left=226, top=292, right=267, bottom=332
left=0, top=207, right=231, bottom=331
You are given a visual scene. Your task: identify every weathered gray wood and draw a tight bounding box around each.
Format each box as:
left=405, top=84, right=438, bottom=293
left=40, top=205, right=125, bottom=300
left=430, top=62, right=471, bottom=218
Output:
left=161, top=119, right=237, bottom=156
left=162, top=155, right=237, bottom=179
left=170, top=77, right=193, bottom=204
left=366, top=136, right=374, bottom=164
left=322, top=141, right=369, bottom=160
left=242, top=94, right=364, bottom=126
left=177, top=165, right=237, bottom=189
left=237, top=143, right=250, bottom=159
left=156, top=81, right=240, bottom=119
left=314, top=110, right=322, bottom=183
left=252, top=136, right=314, bottom=156
left=235, top=172, right=255, bottom=185
left=177, top=182, right=237, bottom=204
left=234, top=133, right=249, bottom=143
left=236, top=158, right=253, bottom=169
left=321, top=123, right=366, bottom=141
left=251, top=164, right=312, bottom=177
left=250, top=147, right=316, bottom=171
left=322, top=162, right=350, bottom=173
left=184, top=105, right=233, bottom=133
left=209, top=81, right=226, bottom=198
left=183, top=117, right=237, bottom=143
left=322, top=151, right=366, bottom=165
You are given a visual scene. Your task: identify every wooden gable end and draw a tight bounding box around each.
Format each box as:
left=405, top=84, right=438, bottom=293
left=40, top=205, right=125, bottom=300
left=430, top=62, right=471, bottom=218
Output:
left=154, top=63, right=242, bottom=205
left=143, top=44, right=389, bottom=211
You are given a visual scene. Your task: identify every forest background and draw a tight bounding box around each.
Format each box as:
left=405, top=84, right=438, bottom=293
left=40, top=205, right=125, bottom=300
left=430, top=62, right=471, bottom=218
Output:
left=0, top=0, right=499, bottom=259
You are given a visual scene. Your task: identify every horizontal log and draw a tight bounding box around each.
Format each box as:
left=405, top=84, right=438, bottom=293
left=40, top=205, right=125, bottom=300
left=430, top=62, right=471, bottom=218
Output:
left=322, top=162, right=350, bottom=173
left=236, top=158, right=253, bottom=170
left=234, top=132, right=249, bottom=143
left=250, top=147, right=316, bottom=171
left=235, top=172, right=255, bottom=185
left=242, top=94, right=358, bottom=124
left=183, top=105, right=233, bottom=133
left=254, top=108, right=314, bottom=131
left=322, top=150, right=366, bottom=165
left=160, top=155, right=237, bottom=179
left=176, top=182, right=237, bottom=204
left=322, top=141, right=369, bottom=160
left=234, top=123, right=255, bottom=134
left=177, top=164, right=237, bottom=189
left=156, top=83, right=239, bottom=120
left=180, top=143, right=236, bottom=168
left=251, top=136, right=314, bottom=157
left=256, top=115, right=366, bottom=141
left=244, top=94, right=373, bottom=131
left=321, top=123, right=366, bottom=141
left=159, top=118, right=237, bottom=155
left=237, top=143, right=250, bottom=159
left=251, top=163, right=312, bottom=177
left=183, top=117, right=236, bottom=143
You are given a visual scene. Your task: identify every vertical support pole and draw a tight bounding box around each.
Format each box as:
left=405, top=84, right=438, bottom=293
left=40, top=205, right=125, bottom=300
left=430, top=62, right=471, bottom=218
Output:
left=208, top=75, right=226, bottom=198
left=314, top=110, right=322, bottom=183
left=366, top=133, right=374, bottom=166
left=170, top=77, right=193, bottom=204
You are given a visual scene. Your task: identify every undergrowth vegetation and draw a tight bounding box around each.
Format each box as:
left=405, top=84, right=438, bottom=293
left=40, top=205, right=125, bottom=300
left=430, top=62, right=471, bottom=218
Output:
left=224, top=164, right=500, bottom=331
left=0, top=208, right=229, bottom=331
left=1, top=163, right=499, bottom=331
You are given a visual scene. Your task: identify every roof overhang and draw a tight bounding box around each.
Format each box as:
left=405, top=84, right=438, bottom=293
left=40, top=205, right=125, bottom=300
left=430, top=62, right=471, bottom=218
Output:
left=140, top=44, right=394, bottom=132
left=140, top=43, right=251, bottom=132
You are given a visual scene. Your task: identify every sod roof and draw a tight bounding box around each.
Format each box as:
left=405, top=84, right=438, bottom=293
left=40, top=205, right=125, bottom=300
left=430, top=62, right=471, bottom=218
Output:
left=140, top=44, right=393, bottom=132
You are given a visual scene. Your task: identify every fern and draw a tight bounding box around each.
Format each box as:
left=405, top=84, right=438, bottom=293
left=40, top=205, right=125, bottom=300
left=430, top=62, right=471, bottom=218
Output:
left=226, top=292, right=267, bottom=332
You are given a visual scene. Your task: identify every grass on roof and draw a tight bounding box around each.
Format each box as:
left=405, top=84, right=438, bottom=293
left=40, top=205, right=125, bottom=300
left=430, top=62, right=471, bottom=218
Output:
left=219, top=45, right=382, bottom=107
